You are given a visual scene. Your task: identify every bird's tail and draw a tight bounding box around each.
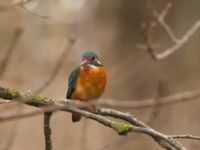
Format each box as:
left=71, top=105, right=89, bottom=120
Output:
left=72, top=112, right=81, bottom=122
left=71, top=105, right=97, bottom=122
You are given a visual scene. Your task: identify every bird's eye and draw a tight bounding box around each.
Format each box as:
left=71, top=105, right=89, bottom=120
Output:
left=91, top=56, right=95, bottom=60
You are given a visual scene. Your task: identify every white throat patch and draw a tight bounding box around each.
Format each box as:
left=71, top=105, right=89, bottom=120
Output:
left=88, top=64, right=98, bottom=69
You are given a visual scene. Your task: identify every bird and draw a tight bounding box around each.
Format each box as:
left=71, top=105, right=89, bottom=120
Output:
left=66, top=51, right=107, bottom=122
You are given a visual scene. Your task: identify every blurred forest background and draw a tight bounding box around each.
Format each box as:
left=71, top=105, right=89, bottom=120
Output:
left=0, top=0, right=200, bottom=150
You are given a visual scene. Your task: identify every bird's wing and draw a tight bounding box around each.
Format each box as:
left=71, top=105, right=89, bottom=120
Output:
left=66, top=67, right=80, bottom=99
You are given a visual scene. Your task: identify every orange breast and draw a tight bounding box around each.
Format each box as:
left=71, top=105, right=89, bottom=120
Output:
left=71, top=65, right=106, bottom=101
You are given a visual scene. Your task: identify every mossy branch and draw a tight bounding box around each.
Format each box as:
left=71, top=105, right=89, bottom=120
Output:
left=0, top=86, right=199, bottom=150
left=111, top=121, right=133, bottom=135
left=0, top=87, right=54, bottom=106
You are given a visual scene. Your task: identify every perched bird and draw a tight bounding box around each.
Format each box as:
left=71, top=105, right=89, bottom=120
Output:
left=66, top=51, right=107, bottom=122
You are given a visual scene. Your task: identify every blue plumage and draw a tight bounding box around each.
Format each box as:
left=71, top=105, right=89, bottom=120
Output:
left=66, top=67, right=80, bottom=99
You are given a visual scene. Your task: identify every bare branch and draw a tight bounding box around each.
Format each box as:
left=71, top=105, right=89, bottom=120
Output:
left=2, top=87, right=200, bottom=110
left=146, top=0, right=179, bottom=43
left=44, top=113, right=52, bottom=150
left=99, top=88, right=200, bottom=109
left=32, top=38, right=75, bottom=150
left=170, top=135, right=200, bottom=141
left=66, top=107, right=186, bottom=150
left=1, top=86, right=200, bottom=150
left=144, top=0, right=200, bottom=60
left=153, top=20, right=200, bottom=60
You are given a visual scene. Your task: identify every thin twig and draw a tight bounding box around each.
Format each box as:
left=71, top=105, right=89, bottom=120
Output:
left=144, top=0, right=200, bottom=60
left=44, top=112, right=52, bottom=150
left=0, top=104, right=188, bottom=150
left=0, top=86, right=199, bottom=150
left=99, top=108, right=186, bottom=150
left=2, top=87, right=200, bottom=110
left=170, top=135, right=200, bottom=141
left=154, top=20, right=200, bottom=60
left=1, top=84, right=200, bottom=121
left=99, top=88, right=200, bottom=109
left=146, top=0, right=179, bottom=43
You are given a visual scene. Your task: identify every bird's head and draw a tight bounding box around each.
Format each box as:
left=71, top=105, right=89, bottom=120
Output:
left=80, top=51, right=103, bottom=67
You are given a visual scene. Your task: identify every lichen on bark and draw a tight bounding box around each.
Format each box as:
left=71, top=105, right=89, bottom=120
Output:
left=111, top=121, right=133, bottom=135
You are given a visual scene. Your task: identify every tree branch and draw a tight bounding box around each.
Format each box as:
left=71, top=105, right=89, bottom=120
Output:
left=44, top=112, right=52, bottom=150
left=152, top=20, right=200, bottom=60
left=2, top=87, right=200, bottom=110
left=99, top=88, right=200, bottom=109
left=146, top=0, right=179, bottom=43
left=170, top=135, right=200, bottom=141
left=0, top=86, right=200, bottom=150
left=144, top=0, right=200, bottom=60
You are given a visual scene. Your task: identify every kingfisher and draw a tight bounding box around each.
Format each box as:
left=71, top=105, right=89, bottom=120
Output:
left=66, top=51, right=107, bottom=122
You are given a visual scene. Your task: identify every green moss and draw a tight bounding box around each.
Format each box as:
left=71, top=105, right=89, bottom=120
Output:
left=7, top=88, right=21, bottom=99
left=29, top=95, right=54, bottom=106
left=31, top=95, right=46, bottom=106
left=111, top=121, right=133, bottom=135
left=32, top=95, right=45, bottom=102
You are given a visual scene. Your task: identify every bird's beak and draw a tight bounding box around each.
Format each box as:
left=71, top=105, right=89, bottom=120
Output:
left=80, top=59, right=88, bottom=66
left=96, top=59, right=102, bottom=66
